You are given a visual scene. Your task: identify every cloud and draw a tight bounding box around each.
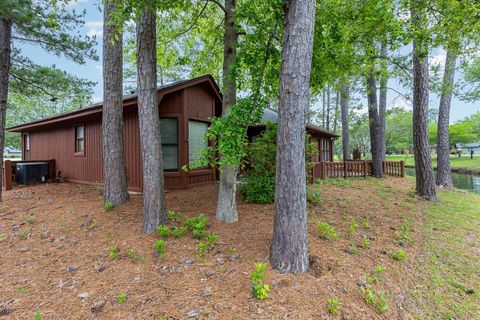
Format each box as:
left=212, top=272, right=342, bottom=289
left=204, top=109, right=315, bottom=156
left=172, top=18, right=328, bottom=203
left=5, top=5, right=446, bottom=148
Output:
left=86, top=21, right=103, bottom=38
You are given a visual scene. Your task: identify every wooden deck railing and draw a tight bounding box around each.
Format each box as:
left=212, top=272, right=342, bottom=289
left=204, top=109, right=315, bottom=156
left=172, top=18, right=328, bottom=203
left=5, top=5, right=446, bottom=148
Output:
left=2, top=159, right=56, bottom=191
left=311, top=160, right=404, bottom=182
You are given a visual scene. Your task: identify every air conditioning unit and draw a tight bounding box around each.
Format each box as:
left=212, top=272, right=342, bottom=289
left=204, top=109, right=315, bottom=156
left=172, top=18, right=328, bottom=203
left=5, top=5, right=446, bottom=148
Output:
left=16, top=162, right=49, bottom=185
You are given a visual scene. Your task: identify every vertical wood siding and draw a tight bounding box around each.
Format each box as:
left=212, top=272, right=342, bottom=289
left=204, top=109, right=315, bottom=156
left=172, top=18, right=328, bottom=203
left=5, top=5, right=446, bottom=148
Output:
left=26, top=84, right=217, bottom=191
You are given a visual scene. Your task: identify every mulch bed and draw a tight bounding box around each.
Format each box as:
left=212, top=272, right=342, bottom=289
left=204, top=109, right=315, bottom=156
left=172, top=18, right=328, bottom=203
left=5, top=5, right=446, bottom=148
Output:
left=0, top=178, right=425, bottom=319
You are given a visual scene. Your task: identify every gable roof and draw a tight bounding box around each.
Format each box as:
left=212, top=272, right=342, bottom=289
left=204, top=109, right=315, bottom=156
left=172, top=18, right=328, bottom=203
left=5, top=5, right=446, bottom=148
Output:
left=260, top=108, right=339, bottom=138
left=7, top=74, right=221, bottom=132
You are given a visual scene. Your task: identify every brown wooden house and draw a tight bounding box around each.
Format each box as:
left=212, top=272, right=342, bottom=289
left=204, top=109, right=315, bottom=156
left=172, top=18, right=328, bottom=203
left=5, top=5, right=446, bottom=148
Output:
left=6, top=74, right=339, bottom=191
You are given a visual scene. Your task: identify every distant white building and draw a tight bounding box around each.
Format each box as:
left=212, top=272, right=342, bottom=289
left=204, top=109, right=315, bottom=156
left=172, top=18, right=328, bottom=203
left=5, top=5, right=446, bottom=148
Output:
left=459, top=142, right=480, bottom=154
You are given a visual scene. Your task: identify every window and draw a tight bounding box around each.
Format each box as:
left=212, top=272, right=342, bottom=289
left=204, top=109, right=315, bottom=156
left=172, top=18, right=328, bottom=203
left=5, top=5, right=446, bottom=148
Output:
left=24, top=133, right=30, bottom=160
left=189, top=121, right=208, bottom=166
left=321, top=138, right=331, bottom=161
left=160, top=118, right=178, bottom=171
left=75, top=125, right=85, bottom=153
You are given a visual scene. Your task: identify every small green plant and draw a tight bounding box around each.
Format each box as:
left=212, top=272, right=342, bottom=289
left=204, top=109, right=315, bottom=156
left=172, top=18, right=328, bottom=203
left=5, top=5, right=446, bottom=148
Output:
left=228, top=247, right=237, bottom=254
left=196, top=242, right=208, bottom=260
left=17, top=287, right=29, bottom=293
left=167, top=210, right=182, bottom=222
left=348, top=220, right=359, bottom=237
left=348, top=243, right=359, bottom=254
left=375, top=292, right=389, bottom=314
left=307, top=188, right=322, bottom=205
left=395, top=220, right=410, bottom=246
left=362, top=217, right=370, bottom=229
left=361, top=285, right=376, bottom=305
left=126, top=250, right=138, bottom=263
left=117, top=293, right=127, bottom=304
left=155, top=239, right=166, bottom=257
left=185, top=215, right=208, bottom=239
left=34, top=311, right=42, bottom=320
left=327, top=298, right=340, bottom=315
left=79, top=185, right=86, bottom=193
left=362, top=236, right=370, bottom=249
left=375, top=265, right=384, bottom=274
left=0, top=233, right=7, bottom=243
left=317, top=222, right=339, bottom=240
left=104, top=201, right=113, bottom=211
left=170, top=226, right=187, bottom=238
left=109, top=246, right=119, bottom=261
left=206, top=233, right=217, bottom=247
left=156, top=225, right=169, bottom=239
left=361, top=285, right=389, bottom=314
left=19, top=227, right=30, bottom=240
left=27, top=214, right=35, bottom=224
left=250, top=263, right=270, bottom=300
left=389, top=249, right=406, bottom=261
left=90, top=218, right=98, bottom=229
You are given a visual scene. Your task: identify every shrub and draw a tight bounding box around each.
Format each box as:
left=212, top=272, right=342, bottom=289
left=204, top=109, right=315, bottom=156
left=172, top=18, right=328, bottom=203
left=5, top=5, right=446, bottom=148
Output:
left=395, top=220, right=411, bottom=246
left=362, top=236, right=370, bottom=249
left=109, top=246, right=119, bottom=261
left=317, top=222, right=339, bottom=240
left=206, top=233, right=218, bottom=247
left=155, top=239, right=166, bottom=257
left=251, top=263, right=270, bottom=300
left=34, top=311, right=42, bottom=320
left=362, top=217, right=370, bottom=229
left=348, top=243, right=359, bottom=254
left=184, top=215, right=208, bottom=239
left=79, top=185, right=86, bottom=193
left=239, top=121, right=277, bottom=204
left=27, top=214, right=35, bottom=224
left=389, top=249, right=406, bottom=261
left=327, top=298, right=340, bottom=314
left=375, top=292, right=389, bottom=313
left=170, top=226, right=187, bottom=238
left=156, top=225, right=169, bottom=239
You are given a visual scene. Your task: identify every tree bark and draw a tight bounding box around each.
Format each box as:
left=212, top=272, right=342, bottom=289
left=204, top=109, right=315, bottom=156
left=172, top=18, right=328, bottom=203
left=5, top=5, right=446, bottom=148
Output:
left=326, top=85, right=331, bottom=131
left=322, top=89, right=326, bottom=128
left=436, top=51, right=456, bottom=188
left=333, top=90, right=339, bottom=132
left=216, top=0, right=238, bottom=224
left=379, top=42, right=387, bottom=159
left=270, top=0, right=316, bottom=274
left=340, top=84, right=350, bottom=160
left=0, top=18, right=12, bottom=202
left=411, top=2, right=437, bottom=201
left=136, top=7, right=168, bottom=232
left=367, top=71, right=384, bottom=177
left=102, top=0, right=129, bottom=207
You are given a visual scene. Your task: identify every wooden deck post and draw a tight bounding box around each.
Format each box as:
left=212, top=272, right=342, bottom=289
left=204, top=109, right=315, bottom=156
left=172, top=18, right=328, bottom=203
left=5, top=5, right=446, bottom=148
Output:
left=343, top=161, right=347, bottom=178
left=400, top=160, right=405, bottom=177
left=3, top=160, right=12, bottom=191
left=363, top=160, right=367, bottom=178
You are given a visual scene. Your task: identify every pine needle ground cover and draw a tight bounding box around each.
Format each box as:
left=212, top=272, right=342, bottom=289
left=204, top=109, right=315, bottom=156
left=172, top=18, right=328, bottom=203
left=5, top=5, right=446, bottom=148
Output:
left=0, top=178, right=478, bottom=319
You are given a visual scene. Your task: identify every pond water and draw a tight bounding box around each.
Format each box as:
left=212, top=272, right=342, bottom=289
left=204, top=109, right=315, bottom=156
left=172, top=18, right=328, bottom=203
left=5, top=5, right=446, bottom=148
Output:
left=405, top=167, right=480, bottom=195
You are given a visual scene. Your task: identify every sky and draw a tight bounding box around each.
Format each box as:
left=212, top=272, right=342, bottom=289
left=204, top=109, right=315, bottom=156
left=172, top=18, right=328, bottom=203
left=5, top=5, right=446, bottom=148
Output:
left=17, top=0, right=480, bottom=124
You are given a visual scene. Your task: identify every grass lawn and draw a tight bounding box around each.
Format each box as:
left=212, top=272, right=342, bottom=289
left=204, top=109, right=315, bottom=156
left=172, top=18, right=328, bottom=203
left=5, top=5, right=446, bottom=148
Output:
left=0, top=178, right=478, bottom=318
left=405, top=189, right=480, bottom=319
left=387, top=154, right=480, bottom=172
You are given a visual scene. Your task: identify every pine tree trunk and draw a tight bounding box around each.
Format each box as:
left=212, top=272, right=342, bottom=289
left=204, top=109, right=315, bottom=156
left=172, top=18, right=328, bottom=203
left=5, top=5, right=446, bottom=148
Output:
left=326, top=85, right=331, bottom=131
left=333, top=90, right=339, bottom=132
left=322, top=89, right=326, bottom=128
left=411, top=2, right=437, bottom=201
left=379, top=42, right=387, bottom=159
left=216, top=0, right=238, bottom=224
left=436, top=51, right=456, bottom=188
left=270, top=0, right=316, bottom=274
left=367, top=72, right=384, bottom=177
left=136, top=8, right=168, bottom=232
left=0, top=18, right=12, bottom=202
left=102, top=0, right=129, bottom=207
left=340, top=84, right=350, bottom=160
